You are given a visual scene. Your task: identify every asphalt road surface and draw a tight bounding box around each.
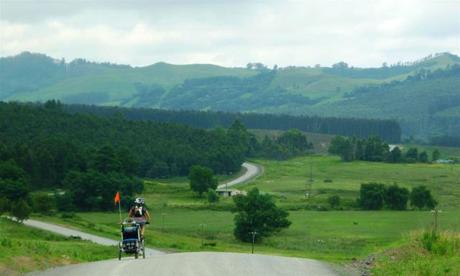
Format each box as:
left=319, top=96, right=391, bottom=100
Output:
left=218, top=162, right=262, bottom=189
left=25, top=162, right=338, bottom=276
left=23, top=219, right=164, bottom=257
left=30, top=252, right=338, bottom=276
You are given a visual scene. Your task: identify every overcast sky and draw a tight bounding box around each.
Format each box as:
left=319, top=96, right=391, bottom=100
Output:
left=1, top=0, right=459, bottom=67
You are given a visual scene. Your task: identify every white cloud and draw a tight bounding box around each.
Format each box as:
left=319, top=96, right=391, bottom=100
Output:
left=0, top=0, right=459, bottom=67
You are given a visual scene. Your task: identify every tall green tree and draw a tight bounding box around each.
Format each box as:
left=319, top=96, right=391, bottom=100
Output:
left=384, top=184, right=409, bottom=210
left=387, top=147, right=402, bottom=163
left=358, top=183, right=386, bottom=210
left=410, top=186, right=437, bottom=209
left=233, top=188, right=291, bottom=242
left=276, top=129, right=312, bottom=155
left=405, top=148, right=419, bottom=163
left=0, top=160, right=31, bottom=220
left=91, top=145, right=122, bottom=174
left=189, top=165, right=217, bottom=197
left=419, top=151, right=429, bottom=163
left=431, top=149, right=441, bottom=162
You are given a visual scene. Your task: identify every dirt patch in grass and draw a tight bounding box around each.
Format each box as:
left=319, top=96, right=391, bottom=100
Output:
left=12, top=256, right=38, bottom=272
left=0, top=264, right=19, bottom=276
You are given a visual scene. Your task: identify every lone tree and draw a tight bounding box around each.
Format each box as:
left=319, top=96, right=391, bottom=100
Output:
left=384, top=184, right=409, bottom=210
left=410, top=186, right=437, bottom=209
left=233, top=188, right=291, bottom=242
left=189, top=165, right=217, bottom=197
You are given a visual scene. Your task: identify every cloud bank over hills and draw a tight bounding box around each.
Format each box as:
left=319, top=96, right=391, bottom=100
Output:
left=1, top=0, right=459, bottom=67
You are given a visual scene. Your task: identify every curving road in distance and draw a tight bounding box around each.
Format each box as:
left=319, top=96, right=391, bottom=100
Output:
left=218, top=162, right=262, bottom=189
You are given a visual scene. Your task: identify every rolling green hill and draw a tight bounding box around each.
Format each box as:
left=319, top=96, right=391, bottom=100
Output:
left=306, top=66, right=460, bottom=138
left=1, top=51, right=459, bottom=139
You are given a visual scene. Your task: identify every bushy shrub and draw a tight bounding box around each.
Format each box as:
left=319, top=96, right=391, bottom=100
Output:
left=384, top=184, right=409, bottom=210
left=0, top=197, right=8, bottom=215
left=410, top=186, right=437, bottom=209
left=358, top=183, right=385, bottom=210
left=207, top=190, right=219, bottom=203
left=33, top=193, right=55, bottom=214
left=54, top=192, right=75, bottom=212
left=327, top=195, right=341, bottom=208
left=10, top=199, right=32, bottom=222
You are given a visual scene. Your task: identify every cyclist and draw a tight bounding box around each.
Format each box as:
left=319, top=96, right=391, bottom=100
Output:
left=128, top=197, right=150, bottom=239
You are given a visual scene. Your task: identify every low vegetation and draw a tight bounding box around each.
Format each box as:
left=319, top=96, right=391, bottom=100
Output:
left=373, top=231, right=460, bottom=275
left=0, top=218, right=114, bottom=275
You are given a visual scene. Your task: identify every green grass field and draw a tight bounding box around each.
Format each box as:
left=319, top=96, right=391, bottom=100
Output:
left=35, top=155, right=460, bottom=266
left=243, top=155, right=460, bottom=210
left=0, top=218, right=115, bottom=275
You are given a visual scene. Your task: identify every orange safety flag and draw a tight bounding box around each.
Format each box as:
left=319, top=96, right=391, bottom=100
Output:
left=114, top=192, right=120, bottom=205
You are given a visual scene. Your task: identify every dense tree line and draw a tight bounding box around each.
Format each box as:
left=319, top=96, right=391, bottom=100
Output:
left=358, top=183, right=437, bottom=210
left=430, top=136, right=460, bottom=148
left=0, top=102, right=267, bottom=211
left=0, top=102, right=252, bottom=182
left=0, top=102, right=321, bottom=211
left=256, top=129, right=313, bottom=160
left=329, top=136, right=434, bottom=163
left=64, top=103, right=401, bottom=142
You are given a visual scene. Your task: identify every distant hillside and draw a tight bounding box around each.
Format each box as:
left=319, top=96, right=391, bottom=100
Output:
left=1, top=51, right=459, bottom=139
left=307, top=65, right=460, bottom=138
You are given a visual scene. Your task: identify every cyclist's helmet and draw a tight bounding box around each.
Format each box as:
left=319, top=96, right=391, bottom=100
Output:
left=134, top=197, right=145, bottom=205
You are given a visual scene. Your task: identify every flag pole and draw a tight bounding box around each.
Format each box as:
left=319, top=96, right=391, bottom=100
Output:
left=118, top=200, right=122, bottom=224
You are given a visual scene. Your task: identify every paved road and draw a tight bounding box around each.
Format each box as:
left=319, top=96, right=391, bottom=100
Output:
left=23, top=219, right=164, bottom=257
left=25, top=162, right=337, bottom=276
left=218, top=162, right=262, bottom=189
left=30, top=252, right=337, bottom=276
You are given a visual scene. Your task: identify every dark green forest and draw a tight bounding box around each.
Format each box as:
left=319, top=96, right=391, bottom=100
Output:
left=0, top=101, right=317, bottom=212
left=0, top=101, right=247, bottom=184
left=430, top=136, right=460, bottom=147
left=64, top=104, right=401, bottom=142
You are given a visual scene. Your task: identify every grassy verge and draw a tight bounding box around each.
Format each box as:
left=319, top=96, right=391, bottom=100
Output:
left=373, top=231, right=460, bottom=275
left=0, top=218, right=115, bottom=275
